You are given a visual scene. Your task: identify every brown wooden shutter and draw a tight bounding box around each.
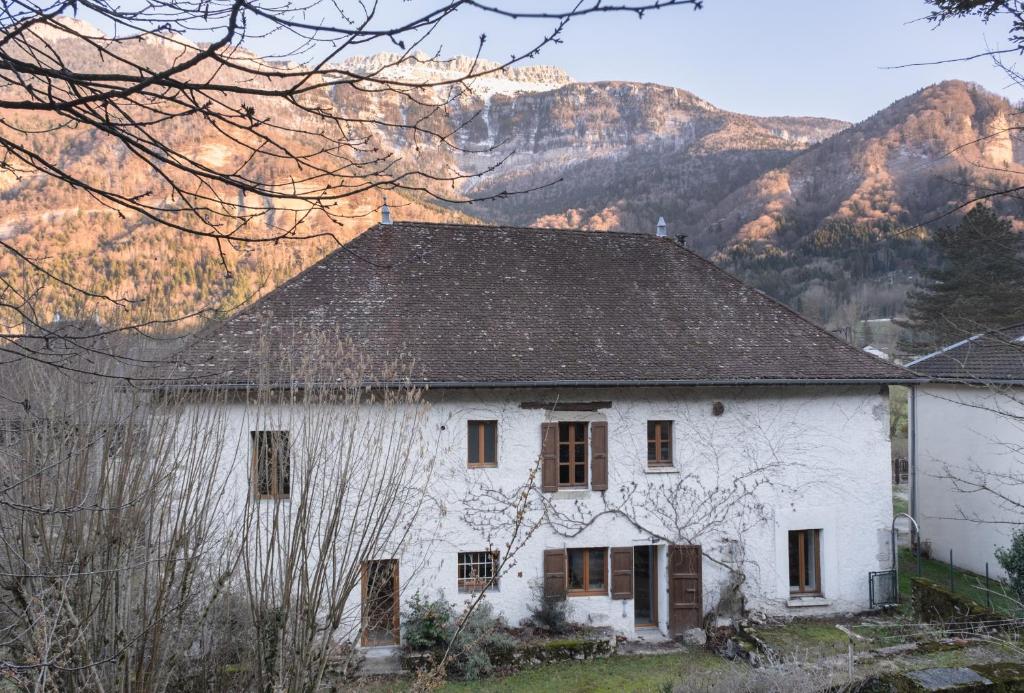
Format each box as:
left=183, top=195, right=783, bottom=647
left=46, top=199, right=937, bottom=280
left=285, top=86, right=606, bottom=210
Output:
left=541, top=422, right=558, bottom=492
left=610, top=547, right=634, bottom=599
left=591, top=421, right=608, bottom=491
left=543, top=549, right=566, bottom=598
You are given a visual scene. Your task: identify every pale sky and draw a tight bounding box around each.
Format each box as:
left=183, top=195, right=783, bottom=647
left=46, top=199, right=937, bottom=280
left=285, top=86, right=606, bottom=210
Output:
left=339, top=0, right=1018, bottom=123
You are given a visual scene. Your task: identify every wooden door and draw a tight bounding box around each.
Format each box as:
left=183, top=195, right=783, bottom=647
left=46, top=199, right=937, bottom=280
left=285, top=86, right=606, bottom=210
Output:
left=361, top=559, right=399, bottom=646
left=668, top=545, right=702, bottom=635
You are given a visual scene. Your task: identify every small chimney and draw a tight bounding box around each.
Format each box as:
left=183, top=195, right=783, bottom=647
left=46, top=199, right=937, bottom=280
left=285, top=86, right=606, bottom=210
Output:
left=656, top=216, right=667, bottom=237
left=381, top=197, right=392, bottom=225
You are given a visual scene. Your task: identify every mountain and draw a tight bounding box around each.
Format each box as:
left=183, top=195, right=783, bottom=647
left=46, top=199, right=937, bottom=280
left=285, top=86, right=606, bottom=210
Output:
left=2, top=21, right=1022, bottom=330
left=706, top=81, right=1024, bottom=326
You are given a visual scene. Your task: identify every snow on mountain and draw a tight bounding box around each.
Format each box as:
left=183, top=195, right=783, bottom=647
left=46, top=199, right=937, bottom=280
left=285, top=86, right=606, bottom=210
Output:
left=338, top=52, right=573, bottom=97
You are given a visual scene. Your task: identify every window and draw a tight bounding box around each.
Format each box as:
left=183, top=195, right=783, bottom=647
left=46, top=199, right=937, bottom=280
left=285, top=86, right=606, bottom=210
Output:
left=566, top=548, right=607, bottom=595
left=252, top=431, right=290, bottom=499
left=647, top=420, right=672, bottom=466
left=467, top=421, right=497, bottom=467
left=457, top=551, right=499, bottom=590
left=558, top=422, right=588, bottom=487
left=788, top=529, right=821, bottom=595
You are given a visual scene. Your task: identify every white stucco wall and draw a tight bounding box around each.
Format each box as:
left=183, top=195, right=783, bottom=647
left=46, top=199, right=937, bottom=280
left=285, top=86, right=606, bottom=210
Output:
left=190, top=384, right=893, bottom=642
left=914, top=384, right=1024, bottom=579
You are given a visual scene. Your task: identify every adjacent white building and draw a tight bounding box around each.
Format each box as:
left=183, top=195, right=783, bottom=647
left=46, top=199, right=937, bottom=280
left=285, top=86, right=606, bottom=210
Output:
left=172, top=221, right=909, bottom=644
left=909, top=324, right=1024, bottom=579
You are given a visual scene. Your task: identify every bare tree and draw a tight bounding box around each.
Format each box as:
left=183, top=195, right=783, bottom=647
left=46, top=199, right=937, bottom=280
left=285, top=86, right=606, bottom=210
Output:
left=0, top=322, right=449, bottom=691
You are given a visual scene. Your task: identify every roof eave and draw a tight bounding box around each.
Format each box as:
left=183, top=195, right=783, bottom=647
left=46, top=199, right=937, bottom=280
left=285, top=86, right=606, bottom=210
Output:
left=160, top=375, right=922, bottom=392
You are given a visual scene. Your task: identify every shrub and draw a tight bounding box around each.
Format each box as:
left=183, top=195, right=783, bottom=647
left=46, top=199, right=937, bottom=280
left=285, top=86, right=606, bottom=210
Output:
left=447, top=602, right=517, bottom=680
left=525, top=581, right=574, bottom=634
left=403, top=592, right=455, bottom=651
left=995, top=529, right=1024, bottom=601
left=402, top=593, right=515, bottom=680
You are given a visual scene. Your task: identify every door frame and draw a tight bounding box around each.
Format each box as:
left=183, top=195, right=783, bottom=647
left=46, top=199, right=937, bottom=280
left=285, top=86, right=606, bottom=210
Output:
left=361, top=559, right=400, bottom=646
left=633, top=545, right=659, bottom=628
left=668, top=544, right=702, bottom=635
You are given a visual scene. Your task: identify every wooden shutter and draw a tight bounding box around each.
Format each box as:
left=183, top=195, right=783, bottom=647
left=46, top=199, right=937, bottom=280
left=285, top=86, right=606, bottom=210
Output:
left=541, top=422, right=558, bottom=492
left=610, top=547, right=634, bottom=599
left=591, top=421, right=608, bottom=491
left=543, top=549, right=566, bottom=598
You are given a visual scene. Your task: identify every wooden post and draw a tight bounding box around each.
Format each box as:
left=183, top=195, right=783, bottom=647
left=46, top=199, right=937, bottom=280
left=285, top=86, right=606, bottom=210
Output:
left=949, top=549, right=954, bottom=592
left=986, top=563, right=991, bottom=609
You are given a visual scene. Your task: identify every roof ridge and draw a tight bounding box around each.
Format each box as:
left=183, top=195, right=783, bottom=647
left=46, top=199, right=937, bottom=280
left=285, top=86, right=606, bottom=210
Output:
left=908, top=320, right=1024, bottom=367
left=382, top=220, right=669, bottom=240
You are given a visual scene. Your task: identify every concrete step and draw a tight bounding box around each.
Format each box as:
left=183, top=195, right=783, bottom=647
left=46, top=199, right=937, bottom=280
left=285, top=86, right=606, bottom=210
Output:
left=358, top=645, right=405, bottom=677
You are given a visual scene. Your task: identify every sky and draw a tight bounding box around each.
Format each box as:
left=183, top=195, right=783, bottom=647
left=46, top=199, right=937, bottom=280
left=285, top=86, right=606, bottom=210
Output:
left=339, top=0, right=1018, bottom=123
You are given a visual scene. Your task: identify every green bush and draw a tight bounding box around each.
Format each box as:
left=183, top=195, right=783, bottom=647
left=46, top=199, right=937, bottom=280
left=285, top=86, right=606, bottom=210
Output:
left=525, top=580, right=574, bottom=634
left=995, top=529, right=1024, bottom=601
left=402, top=592, right=454, bottom=651
left=402, top=593, right=515, bottom=680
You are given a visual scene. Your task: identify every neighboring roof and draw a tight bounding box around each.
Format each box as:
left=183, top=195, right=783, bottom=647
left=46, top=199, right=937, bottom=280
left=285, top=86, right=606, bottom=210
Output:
left=173, top=222, right=913, bottom=388
left=907, top=322, right=1024, bottom=384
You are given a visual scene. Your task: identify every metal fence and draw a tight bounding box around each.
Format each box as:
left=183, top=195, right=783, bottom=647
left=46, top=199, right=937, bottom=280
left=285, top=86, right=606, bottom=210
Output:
left=868, top=569, right=898, bottom=609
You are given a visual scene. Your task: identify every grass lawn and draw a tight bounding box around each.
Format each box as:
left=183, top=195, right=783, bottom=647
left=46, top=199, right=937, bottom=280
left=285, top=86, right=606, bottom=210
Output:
left=440, top=652, right=726, bottom=693
left=893, top=493, right=908, bottom=517
left=753, top=620, right=850, bottom=658
left=897, top=548, right=1020, bottom=616
left=355, top=652, right=729, bottom=693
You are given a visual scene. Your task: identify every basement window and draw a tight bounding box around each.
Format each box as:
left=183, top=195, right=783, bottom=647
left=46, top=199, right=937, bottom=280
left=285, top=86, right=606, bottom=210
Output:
left=457, top=551, right=499, bottom=590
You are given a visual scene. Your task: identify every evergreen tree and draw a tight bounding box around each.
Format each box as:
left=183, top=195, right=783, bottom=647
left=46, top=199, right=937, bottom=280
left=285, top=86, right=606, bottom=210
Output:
left=899, top=206, right=1024, bottom=355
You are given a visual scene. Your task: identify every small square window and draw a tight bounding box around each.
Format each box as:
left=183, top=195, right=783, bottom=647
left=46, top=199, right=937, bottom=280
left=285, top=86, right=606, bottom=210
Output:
left=457, top=551, right=499, bottom=590
left=647, top=421, right=672, bottom=466
left=566, top=548, right=607, bottom=595
left=467, top=421, right=497, bottom=467
left=252, top=431, right=290, bottom=499
left=788, top=529, right=821, bottom=595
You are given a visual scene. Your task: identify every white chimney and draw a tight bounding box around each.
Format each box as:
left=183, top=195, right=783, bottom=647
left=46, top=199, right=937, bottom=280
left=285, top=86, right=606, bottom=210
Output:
left=381, top=197, right=392, bottom=225
left=656, top=216, right=667, bottom=237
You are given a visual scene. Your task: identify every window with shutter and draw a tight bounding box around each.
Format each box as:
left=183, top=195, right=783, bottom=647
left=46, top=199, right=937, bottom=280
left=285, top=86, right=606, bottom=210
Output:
left=557, top=422, right=588, bottom=488
left=565, top=548, right=608, bottom=596
left=610, top=547, right=634, bottom=599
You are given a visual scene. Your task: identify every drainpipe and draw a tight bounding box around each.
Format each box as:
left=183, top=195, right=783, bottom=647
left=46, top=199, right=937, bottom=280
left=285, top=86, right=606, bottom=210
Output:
left=909, top=386, right=917, bottom=523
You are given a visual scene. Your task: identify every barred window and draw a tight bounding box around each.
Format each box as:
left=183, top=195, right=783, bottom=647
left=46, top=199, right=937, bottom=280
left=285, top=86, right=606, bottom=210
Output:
left=0, top=419, right=22, bottom=448
left=457, top=551, right=499, bottom=590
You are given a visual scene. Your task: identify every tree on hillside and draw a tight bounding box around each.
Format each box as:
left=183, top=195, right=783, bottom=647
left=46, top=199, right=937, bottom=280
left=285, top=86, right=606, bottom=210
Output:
left=0, top=0, right=702, bottom=370
left=898, top=205, right=1024, bottom=355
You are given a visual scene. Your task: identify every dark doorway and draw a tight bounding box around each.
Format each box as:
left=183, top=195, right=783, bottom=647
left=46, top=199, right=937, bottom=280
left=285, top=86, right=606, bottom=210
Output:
left=633, top=545, right=658, bottom=627
left=362, top=559, right=399, bottom=646
left=668, top=545, right=702, bottom=635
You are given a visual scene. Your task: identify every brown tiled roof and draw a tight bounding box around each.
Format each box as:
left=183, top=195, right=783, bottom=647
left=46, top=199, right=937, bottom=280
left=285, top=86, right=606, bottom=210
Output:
left=174, top=222, right=912, bottom=387
left=908, top=323, right=1024, bottom=383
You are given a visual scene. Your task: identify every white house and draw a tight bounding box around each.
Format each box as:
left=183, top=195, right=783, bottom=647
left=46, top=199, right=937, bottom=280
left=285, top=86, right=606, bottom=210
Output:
left=909, top=324, right=1024, bottom=579
left=171, top=221, right=909, bottom=644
